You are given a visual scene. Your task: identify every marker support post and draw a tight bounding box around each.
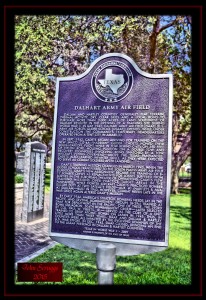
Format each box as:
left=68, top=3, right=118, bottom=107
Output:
left=96, top=243, right=116, bottom=285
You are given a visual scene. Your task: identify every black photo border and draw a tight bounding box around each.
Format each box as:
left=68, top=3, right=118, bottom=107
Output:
left=3, top=2, right=204, bottom=297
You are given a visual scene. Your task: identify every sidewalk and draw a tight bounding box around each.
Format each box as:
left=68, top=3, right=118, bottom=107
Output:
left=15, top=184, right=56, bottom=262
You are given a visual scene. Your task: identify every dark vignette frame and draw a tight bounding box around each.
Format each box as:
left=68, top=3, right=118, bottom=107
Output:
left=3, top=2, right=203, bottom=297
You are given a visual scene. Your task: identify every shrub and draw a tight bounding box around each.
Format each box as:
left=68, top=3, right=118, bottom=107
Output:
left=15, top=174, right=24, bottom=183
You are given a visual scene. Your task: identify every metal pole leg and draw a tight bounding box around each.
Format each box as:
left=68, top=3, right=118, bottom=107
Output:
left=96, top=243, right=116, bottom=285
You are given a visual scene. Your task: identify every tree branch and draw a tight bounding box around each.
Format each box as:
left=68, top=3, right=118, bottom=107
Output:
left=28, top=128, right=50, bottom=139
left=157, top=19, right=178, bottom=34
left=28, top=108, right=53, bottom=123
left=15, top=99, right=24, bottom=116
left=174, top=128, right=191, bottom=169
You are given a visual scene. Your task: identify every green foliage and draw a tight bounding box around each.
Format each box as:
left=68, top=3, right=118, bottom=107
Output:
left=15, top=174, right=24, bottom=183
left=15, top=193, right=191, bottom=285
left=15, top=15, right=192, bottom=191
left=15, top=15, right=191, bottom=147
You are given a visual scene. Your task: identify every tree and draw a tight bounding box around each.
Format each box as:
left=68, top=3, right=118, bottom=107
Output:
left=15, top=15, right=191, bottom=192
left=110, top=15, right=191, bottom=194
left=14, top=15, right=115, bottom=151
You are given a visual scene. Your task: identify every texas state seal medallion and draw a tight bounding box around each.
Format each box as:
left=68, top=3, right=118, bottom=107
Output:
left=91, top=60, right=133, bottom=102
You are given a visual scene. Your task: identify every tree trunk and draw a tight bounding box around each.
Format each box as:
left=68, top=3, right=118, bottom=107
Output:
left=171, top=129, right=191, bottom=194
left=148, top=17, right=160, bottom=74
left=171, top=167, right=179, bottom=195
left=146, top=16, right=191, bottom=193
left=148, top=16, right=178, bottom=74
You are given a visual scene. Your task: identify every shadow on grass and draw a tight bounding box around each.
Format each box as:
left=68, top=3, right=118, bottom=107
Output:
left=45, top=245, right=191, bottom=285
left=15, top=244, right=191, bottom=285
left=170, top=206, right=191, bottom=221
left=178, top=188, right=191, bottom=194
left=115, top=247, right=191, bottom=285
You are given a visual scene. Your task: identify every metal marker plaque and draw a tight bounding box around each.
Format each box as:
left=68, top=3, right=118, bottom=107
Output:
left=22, top=142, right=47, bottom=222
left=49, top=53, right=173, bottom=255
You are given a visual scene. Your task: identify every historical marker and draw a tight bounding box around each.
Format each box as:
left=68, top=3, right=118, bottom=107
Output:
left=22, top=141, right=47, bottom=222
left=49, top=53, right=173, bottom=256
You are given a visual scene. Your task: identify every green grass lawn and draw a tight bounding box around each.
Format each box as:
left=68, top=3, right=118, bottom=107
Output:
left=16, top=193, right=191, bottom=285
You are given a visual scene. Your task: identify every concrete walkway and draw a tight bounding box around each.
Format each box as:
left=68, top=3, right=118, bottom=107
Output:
left=15, top=184, right=56, bottom=262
